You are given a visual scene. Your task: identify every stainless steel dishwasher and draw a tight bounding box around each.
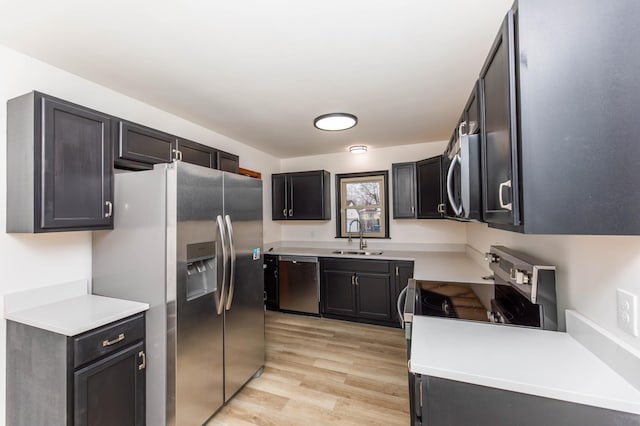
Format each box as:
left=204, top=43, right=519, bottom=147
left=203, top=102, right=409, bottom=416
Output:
left=278, top=256, right=319, bottom=314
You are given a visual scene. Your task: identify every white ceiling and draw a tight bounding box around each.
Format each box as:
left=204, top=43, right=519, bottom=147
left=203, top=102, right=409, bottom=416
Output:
left=0, top=0, right=513, bottom=158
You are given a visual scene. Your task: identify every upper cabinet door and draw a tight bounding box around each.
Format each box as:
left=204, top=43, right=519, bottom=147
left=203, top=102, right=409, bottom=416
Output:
left=7, top=92, right=114, bottom=232
left=117, top=121, right=176, bottom=165
left=479, top=12, right=520, bottom=226
left=288, top=172, right=328, bottom=220
left=416, top=156, right=444, bottom=219
left=41, top=97, right=114, bottom=230
left=176, top=138, right=213, bottom=168
left=217, top=150, right=240, bottom=173
left=271, top=174, right=288, bottom=220
left=392, top=162, right=417, bottom=219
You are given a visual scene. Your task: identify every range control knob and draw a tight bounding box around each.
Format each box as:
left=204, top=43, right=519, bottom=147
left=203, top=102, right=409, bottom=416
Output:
left=485, top=253, right=500, bottom=263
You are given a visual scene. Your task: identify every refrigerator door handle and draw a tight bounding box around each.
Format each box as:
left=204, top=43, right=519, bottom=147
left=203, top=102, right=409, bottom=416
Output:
left=224, top=214, right=237, bottom=310
left=216, top=215, right=228, bottom=315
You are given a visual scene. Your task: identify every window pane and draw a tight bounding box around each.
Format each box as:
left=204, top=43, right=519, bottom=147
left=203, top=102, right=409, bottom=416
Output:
left=361, top=208, right=381, bottom=233
left=346, top=181, right=380, bottom=207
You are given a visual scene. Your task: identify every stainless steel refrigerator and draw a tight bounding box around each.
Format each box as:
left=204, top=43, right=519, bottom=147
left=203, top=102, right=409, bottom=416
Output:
left=92, top=162, right=265, bottom=426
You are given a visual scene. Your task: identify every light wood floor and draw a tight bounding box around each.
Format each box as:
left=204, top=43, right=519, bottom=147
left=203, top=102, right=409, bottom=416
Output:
left=208, top=311, right=409, bottom=426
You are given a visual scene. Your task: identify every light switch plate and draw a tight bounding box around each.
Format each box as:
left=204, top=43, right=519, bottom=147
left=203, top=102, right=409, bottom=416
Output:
left=617, top=288, right=638, bottom=337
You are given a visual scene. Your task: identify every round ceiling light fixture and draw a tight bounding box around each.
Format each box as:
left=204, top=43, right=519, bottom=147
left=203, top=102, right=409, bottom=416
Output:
left=313, top=112, right=358, bottom=131
left=349, top=145, right=368, bottom=154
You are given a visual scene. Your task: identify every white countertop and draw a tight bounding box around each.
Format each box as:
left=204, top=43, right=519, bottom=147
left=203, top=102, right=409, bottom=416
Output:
left=267, top=245, right=490, bottom=284
left=409, top=315, right=640, bottom=415
left=5, top=294, right=149, bottom=336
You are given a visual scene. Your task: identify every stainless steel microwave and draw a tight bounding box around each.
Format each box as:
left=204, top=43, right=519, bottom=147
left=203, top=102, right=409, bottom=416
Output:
left=442, top=121, right=482, bottom=221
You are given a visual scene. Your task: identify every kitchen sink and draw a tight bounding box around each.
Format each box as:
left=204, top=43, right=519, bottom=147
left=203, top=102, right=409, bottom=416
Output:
left=331, top=250, right=384, bottom=256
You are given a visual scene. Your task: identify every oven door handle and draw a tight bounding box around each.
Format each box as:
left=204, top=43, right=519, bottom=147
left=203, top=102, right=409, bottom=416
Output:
left=397, top=285, right=408, bottom=328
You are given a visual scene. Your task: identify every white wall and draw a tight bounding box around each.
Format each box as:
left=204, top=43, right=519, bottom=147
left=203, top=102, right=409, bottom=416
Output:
left=278, top=142, right=467, bottom=246
left=467, top=222, right=640, bottom=351
left=0, top=45, right=280, bottom=425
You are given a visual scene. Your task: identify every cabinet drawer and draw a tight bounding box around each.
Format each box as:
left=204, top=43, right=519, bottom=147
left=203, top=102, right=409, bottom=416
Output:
left=322, top=258, right=390, bottom=274
left=73, top=314, right=145, bottom=368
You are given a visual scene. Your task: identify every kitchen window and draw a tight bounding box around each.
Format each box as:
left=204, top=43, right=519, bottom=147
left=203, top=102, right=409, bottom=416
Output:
left=335, top=171, right=389, bottom=239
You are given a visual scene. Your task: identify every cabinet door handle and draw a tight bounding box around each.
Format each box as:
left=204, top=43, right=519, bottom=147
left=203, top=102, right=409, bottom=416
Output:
left=290, top=180, right=294, bottom=217
left=283, top=208, right=287, bottom=217
left=351, top=275, right=355, bottom=286
left=437, top=203, right=445, bottom=213
left=498, top=179, right=513, bottom=211
left=138, top=351, right=146, bottom=371
left=396, top=266, right=399, bottom=277
left=102, top=333, right=125, bottom=347
left=105, top=201, right=113, bottom=218
left=172, top=148, right=183, bottom=162
left=355, top=276, right=359, bottom=286
left=411, top=205, right=415, bottom=214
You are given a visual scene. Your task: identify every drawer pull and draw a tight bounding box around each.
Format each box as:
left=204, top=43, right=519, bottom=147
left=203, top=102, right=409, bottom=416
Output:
left=102, top=333, right=125, bottom=347
left=138, top=351, right=146, bottom=371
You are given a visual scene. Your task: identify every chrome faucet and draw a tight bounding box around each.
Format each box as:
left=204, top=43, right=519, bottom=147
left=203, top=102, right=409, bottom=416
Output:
left=347, top=218, right=367, bottom=251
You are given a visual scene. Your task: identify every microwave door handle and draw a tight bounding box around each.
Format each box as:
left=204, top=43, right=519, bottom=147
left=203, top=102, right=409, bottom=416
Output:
left=224, top=215, right=236, bottom=310
left=446, top=154, right=463, bottom=216
left=216, top=215, right=228, bottom=315
left=460, top=133, right=471, bottom=218
left=498, top=179, right=513, bottom=211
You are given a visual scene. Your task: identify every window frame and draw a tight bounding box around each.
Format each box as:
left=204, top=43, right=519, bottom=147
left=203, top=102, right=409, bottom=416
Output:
left=334, top=170, right=390, bottom=239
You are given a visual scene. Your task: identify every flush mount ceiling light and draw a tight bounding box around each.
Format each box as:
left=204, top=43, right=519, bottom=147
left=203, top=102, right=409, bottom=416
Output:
left=349, top=145, right=367, bottom=154
left=313, top=113, right=358, bottom=131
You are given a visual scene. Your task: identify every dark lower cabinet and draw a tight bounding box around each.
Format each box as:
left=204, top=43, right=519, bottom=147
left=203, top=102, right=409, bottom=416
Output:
left=415, top=375, right=640, bottom=426
left=320, top=258, right=413, bottom=327
left=355, top=273, right=392, bottom=321
left=75, top=341, right=145, bottom=426
left=7, top=314, right=146, bottom=426
left=322, top=270, right=358, bottom=317
left=264, top=254, right=279, bottom=310
left=7, top=91, right=114, bottom=233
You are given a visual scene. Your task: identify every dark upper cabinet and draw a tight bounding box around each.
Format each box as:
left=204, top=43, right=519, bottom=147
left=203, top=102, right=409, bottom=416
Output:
left=217, top=150, right=240, bottom=173
left=416, top=155, right=444, bottom=219
left=116, top=121, right=177, bottom=168
left=176, top=138, right=214, bottom=168
left=7, top=91, right=114, bottom=233
left=272, top=170, right=331, bottom=220
left=476, top=0, right=640, bottom=234
left=392, top=162, right=417, bottom=219
left=479, top=13, right=519, bottom=227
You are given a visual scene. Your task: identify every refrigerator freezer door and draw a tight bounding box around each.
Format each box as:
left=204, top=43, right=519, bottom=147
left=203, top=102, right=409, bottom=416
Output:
left=175, top=163, right=225, bottom=425
left=223, top=172, right=265, bottom=401
left=92, top=166, right=169, bottom=426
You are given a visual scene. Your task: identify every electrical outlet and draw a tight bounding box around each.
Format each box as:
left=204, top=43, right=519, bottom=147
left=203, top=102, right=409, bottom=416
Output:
left=617, top=289, right=638, bottom=337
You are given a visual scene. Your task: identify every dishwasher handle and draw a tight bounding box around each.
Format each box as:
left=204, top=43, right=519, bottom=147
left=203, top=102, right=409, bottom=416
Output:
left=278, top=256, right=318, bottom=263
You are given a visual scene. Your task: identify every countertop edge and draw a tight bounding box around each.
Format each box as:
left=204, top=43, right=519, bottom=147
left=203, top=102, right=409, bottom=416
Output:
left=5, top=295, right=149, bottom=336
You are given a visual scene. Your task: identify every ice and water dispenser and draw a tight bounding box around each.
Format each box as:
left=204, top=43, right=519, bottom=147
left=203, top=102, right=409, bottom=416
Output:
left=186, top=241, right=217, bottom=301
